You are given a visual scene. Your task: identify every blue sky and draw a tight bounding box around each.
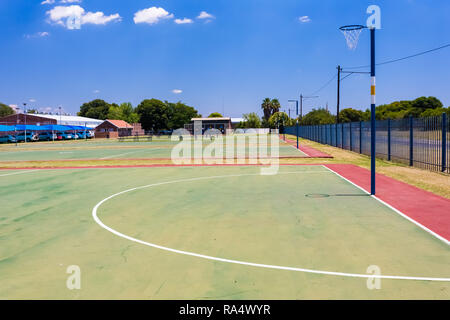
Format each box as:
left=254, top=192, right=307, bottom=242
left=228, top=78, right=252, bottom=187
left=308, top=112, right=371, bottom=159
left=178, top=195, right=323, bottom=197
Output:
left=1, top=0, right=449, bottom=118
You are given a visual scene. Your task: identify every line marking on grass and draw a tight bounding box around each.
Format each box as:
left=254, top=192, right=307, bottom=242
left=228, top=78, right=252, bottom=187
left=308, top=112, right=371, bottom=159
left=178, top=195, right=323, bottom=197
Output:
left=322, top=165, right=450, bottom=246
left=100, top=150, right=147, bottom=160
left=0, top=169, right=38, bottom=177
left=92, top=170, right=450, bottom=282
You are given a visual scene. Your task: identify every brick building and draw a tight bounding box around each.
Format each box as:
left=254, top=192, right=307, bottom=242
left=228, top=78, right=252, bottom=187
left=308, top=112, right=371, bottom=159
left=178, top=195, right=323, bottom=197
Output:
left=94, top=120, right=133, bottom=139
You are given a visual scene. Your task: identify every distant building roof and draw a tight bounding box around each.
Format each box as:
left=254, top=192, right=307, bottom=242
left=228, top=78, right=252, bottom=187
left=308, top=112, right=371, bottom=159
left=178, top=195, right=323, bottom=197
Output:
left=191, top=117, right=231, bottom=121
left=105, top=119, right=133, bottom=129
left=35, top=114, right=103, bottom=128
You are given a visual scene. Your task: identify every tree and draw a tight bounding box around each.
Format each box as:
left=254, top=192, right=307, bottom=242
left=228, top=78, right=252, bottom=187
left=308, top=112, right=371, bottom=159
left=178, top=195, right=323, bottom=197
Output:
left=0, top=103, right=14, bottom=117
left=268, top=112, right=290, bottom=129
left=239, top=113, right=261, bottom=128
left=300, top=109, right=335, bottom=125
left=78, top=99, right=111, bottom=120
left=339, top=108, right=366, bottom=123
left=107, top=102, right=140, bottom=124
left=208, top=112, right=223, bottom=118
left=261, top=98, right=281, bottom=122
left=167, top=102, right=200, bottom=130
left=261, top=98, right=272, bottom=121
left=136, top=99, right=169, bottom=132
left=372, top=96, right=443, bottom=120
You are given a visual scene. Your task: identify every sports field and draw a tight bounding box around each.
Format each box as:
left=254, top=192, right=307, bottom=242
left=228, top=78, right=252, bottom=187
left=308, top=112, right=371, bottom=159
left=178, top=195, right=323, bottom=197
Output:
left=0, top=149, right=449, bottom=299
left=0, top=137, right=307, bottom=162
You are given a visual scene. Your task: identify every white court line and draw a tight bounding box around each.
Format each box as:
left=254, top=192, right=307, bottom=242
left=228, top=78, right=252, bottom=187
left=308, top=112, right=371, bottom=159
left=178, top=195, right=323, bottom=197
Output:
left=322, top=165, right=450, bottom=246
left=92, top=170, right=450, bottom=282
left=100, top=150, right=147, bottom=160
left=0, top=170, right=38, bottom=177
left=280, top=137, right=310, bottom=157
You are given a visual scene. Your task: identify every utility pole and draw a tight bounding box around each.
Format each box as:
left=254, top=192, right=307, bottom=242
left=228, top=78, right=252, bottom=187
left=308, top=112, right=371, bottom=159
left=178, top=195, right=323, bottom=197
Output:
left=337, top=65, right=342, bottom=124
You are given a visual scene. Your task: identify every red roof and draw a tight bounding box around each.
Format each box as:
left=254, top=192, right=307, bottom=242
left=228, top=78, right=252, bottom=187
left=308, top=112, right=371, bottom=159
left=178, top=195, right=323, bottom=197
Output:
left=106, top=120, right=133, bottom=129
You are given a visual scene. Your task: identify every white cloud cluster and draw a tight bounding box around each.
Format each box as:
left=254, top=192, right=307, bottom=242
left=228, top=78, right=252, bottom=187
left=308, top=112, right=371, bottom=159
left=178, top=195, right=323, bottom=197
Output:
left=298, top=16, right=311, bottom=23
left=174, top=18, right=193, bottom=25
left=25, top=31, right=50, bottom=39
left=134, top=7, right=174, bottom=25
left=172, top=89, right=183, bottom=94
left=44, top=4, right=214, bottom=29
left=197, top=11, right=215, bottom=20
left=46, top=5, right=121, bottom=29
left=42, top=0, right=82, bottom=4
left=134, top=8, right=215, bottom=26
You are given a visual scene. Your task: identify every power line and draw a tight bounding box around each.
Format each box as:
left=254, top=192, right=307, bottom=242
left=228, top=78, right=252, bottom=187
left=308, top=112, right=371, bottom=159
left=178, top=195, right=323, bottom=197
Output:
left=309, top=74, right=337, bottom=96
left=344, top=43, right=450, bottom=70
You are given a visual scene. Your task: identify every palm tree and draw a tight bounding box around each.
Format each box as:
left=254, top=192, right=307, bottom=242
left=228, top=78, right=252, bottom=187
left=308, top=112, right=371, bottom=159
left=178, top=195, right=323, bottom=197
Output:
left=271, top=99, right=281, bottom=114
left=261, top=98, right=272, bottom=121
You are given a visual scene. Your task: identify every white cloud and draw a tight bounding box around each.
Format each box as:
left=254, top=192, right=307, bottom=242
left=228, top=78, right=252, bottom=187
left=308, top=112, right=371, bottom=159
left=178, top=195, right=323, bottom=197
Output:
left=42, top=0, right=82, bottom=4
left=172, top=89, right=183, bottom=94
left=93, top=90, right=100, bottom=94
left=298, top=16, right=311, bottom=23
left=25, top=31, right=50, bottom=39
left=175, top=18, right=193, bottom=25
left=134, top=7, right=174, bottom=25
left=46, top=5, right=121, bottom=29
left=29, top=99, right=37, bottom=103
left=197, top=11, right=215, bottom=20
left=82, top=12, right=121, bottom=25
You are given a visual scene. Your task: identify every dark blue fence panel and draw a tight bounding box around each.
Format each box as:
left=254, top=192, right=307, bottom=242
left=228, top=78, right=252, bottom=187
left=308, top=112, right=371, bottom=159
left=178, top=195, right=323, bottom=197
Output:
left=285, top=113, right=449, bottom=174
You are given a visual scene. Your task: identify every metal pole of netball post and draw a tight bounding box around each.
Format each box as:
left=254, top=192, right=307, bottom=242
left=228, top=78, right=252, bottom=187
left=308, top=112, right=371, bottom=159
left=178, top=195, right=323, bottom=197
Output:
left=370, top=27, right=376, bottom=195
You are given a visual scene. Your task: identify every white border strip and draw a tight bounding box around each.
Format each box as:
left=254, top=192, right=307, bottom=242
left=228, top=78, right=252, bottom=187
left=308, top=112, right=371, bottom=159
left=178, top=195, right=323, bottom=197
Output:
left=0, top=169, right=38, bottom=177
left=92, top=171, right=450, bottom=282
left=322, top=165, right=450, bottom=246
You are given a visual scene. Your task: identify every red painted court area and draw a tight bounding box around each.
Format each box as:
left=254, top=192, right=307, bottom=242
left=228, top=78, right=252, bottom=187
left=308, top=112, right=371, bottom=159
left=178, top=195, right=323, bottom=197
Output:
left=326, top=164, right=450, bottom=244
left=283, top=138, right=333, bottom=158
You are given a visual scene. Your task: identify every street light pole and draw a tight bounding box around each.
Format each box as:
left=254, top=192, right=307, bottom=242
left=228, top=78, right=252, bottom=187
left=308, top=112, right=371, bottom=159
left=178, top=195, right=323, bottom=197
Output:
left=23, top=103, right=27, bottom=143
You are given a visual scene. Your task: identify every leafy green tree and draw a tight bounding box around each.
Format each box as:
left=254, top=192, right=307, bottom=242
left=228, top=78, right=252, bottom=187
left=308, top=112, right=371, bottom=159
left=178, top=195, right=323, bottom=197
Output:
left=372, top=97, right=443, bottom=120
left=238, top=113, right=261, bottom=128
left=208, top=112, right=223, bottom=118
left=300, top=109, right=335, bottom=125
left=420, top=107, right=450, bottom=118
left=78, top=99, right=111, bottom=120
left=0, top=103, right=14, bottom=117
left=107, top=102, right=140, bottom=124
left=167, top=102, right=200, bottom=130
left=339, top=108, right=366, bottom=123
left=136, top=99, right=169, bottom=132
left=268, top=112, right=290, bottom=128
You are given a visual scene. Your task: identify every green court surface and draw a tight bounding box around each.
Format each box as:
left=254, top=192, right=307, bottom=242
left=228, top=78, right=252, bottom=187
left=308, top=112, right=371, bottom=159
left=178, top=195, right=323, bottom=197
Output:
left=0, top=137, right=306, bottom=161
left=0, top=165, right=448, bottom=299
